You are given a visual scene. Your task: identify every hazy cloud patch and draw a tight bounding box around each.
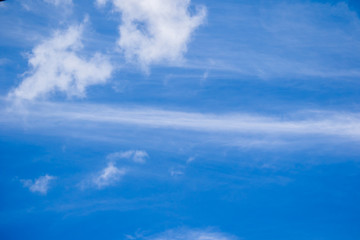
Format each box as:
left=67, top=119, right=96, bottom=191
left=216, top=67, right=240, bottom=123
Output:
left=21, top=174, right=56, bottom=195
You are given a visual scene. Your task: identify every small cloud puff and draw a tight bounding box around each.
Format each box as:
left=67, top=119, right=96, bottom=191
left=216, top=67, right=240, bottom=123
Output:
left=186, top=156, right=195, bottom=164
left=107, top=150, right=149, bottom=164
left=81, top=150, right=147, bottom=190
left=93, top=162, right=127, bottom=189
left=21, top=174, right=56, bottom=195
left=169, top=169, right=184, bottom=177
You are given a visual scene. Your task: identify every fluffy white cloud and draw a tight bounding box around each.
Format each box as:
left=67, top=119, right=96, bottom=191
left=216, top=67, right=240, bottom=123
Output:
left=9, top=24, right=113, bottom=100
left=107, top=150, right=149, bottom=164
left=97, top=0, right=206, bottom=69
left=21, top=174, right=56, bottom=195
left=93, top=162, right=126, bottom=188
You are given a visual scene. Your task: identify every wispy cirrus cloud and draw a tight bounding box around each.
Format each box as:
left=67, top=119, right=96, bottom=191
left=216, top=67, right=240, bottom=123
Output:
left=169, top=169, right=184, bottom=177
left=92, top=162, right=127, bottom=189
left=4, top=101, right=360, bottom=139
left=97, top=0, right=206, bottom=69
left=187, top=1, right=360, bottom=79
left=80, top=150, right=148, bottom=189
left=44, top=0, right=73, bottom=6
left=2, top=101, right=360, bottom=150
left=21, top=174, right=56, bottom=195
left=8, top=23, right=113, bottom=100
left=107, top=150, right=149, bottom=164
left=130, top=228, right=238, bottom=240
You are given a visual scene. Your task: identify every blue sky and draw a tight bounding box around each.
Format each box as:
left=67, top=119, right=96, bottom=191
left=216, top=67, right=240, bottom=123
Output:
left=1, top=0, right=360, bottom=239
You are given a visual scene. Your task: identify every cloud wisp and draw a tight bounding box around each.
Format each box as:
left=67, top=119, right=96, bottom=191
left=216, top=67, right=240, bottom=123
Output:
left=133, top=228, right=238, bottom=240
left=92, top=162, right=127, bottom=189
left=8, top=23, right=113, bottom=101
left=80, top=150, right=149, bottom=190
left=44, top=0, right=73, bottom=6
left=107, top=150, right=149, bottom=164
left=185, top=1, right=360, bottom=79
left=97, top=0, right=206, bottom=69
left=21, top=174, right=56, bottom=195
left=4, top=101, right=360, bottom=141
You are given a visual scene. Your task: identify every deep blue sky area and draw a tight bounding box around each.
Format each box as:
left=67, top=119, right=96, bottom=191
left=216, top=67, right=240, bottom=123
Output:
left=1, top=0, right=360, bottom=240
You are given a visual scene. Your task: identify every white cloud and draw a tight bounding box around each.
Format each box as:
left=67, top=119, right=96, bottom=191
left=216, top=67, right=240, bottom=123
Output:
left=108, top=150, right=134, bottom=160
left=3, top=101, right=360, bottom=147
left=133, top=151, right=149, bottom=163
left=8, top=24, right=113, bottom=100
left=44, top=0, right=73, bottom=6
left=185, top=2, right=360, bottom=79
left=170, top=169, right=184, bottom=177
left=27, top=103, right=360, bottom=139
left=93, top=162, right=126, bottom=188
left=97, top=0, right=206, bottom=69
left=21, top=174, right=56, bottom=195
left=139, top=228, right=237, bottom=240
left=82, top=150, right=148, bottom=190
left=186, top=156, right=195, bottom=164
left=107, top=150, right=149, bottom=164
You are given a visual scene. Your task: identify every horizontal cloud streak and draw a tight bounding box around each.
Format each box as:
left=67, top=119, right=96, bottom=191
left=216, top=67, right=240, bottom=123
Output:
left=2, top=101, right=360, bottom=141
left=140, top=228, right=237, bottom=240
left=44, top=0, right=72, bottom=6
left=107, top=150, right=149, bottom=164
